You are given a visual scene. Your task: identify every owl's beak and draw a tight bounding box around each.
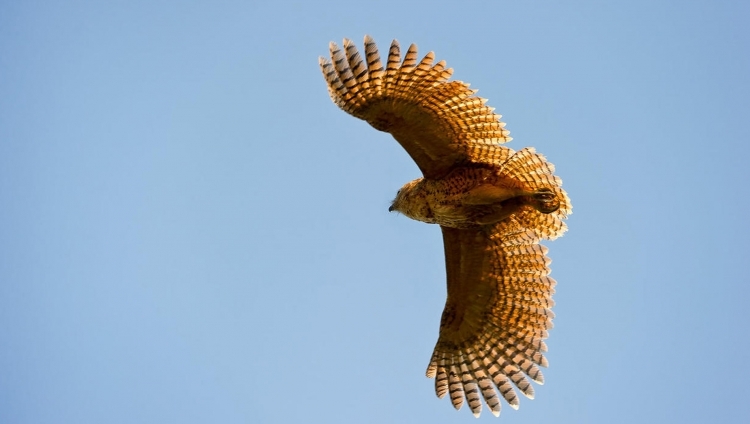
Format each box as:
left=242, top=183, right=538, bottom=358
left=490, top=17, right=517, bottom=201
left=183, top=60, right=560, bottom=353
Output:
left=388, top=205, right=395, bottom=212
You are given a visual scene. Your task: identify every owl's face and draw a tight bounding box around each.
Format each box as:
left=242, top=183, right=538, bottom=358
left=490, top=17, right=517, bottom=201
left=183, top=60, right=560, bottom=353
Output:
left=389, top=178, right=433, bottom=223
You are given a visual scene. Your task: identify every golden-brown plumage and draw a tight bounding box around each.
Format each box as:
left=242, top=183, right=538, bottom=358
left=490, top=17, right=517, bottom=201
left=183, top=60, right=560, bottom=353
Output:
left=320, top=36, right=571, bottom=418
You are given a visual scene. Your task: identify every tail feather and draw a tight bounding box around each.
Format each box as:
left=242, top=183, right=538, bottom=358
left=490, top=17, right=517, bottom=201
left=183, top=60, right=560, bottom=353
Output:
left=499, top=147, right=571, bottom=239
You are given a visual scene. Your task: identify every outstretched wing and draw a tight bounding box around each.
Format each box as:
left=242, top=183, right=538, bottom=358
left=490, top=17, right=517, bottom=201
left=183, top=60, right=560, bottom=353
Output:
left=320, top=36, right=512, bottom=179
left=427, top=218, right=556, bottom=417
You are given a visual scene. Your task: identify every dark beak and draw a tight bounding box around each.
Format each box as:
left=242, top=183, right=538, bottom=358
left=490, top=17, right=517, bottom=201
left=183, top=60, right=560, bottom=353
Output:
left=388, top=205, right=395, bottom=212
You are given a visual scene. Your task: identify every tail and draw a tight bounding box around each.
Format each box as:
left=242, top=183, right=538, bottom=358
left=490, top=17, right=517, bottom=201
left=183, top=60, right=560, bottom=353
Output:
left=499, top=147, right=571, bottom=240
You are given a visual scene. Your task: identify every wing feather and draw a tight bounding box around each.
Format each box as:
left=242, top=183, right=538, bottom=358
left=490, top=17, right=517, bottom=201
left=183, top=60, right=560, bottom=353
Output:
left=428, top=217, right=557, bottom=416
left=321, top=36, right=572, bottom=418
left=320, top=36, right=512, bottom=179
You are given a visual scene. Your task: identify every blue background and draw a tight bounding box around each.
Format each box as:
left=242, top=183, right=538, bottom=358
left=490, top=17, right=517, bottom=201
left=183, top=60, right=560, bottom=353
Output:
left=2, top=1, right=748, bottom=422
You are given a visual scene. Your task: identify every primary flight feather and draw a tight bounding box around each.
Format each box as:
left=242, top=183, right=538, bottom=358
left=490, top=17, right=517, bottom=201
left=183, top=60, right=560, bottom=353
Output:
left=320, top=35, right=571, bottom=418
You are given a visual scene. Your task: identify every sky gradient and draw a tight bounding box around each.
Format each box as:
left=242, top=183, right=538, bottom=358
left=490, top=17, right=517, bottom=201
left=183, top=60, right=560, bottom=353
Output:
left=1, top=1, right=749, bottom=423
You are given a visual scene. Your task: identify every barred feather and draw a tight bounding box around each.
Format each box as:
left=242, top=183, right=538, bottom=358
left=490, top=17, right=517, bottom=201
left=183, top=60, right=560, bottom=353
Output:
left=497, top=148, right=572, bottom=240
left=428, top=219, right=561, bottom=416
left=321, top=36, right=571, bottom=418
left=320, top=36, right=511, bottom=179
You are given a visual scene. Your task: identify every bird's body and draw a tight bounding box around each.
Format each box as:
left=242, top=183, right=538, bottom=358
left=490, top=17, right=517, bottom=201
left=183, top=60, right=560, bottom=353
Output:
left=392, top=166, right=560, bottom=229
left=320, top=36, right=571, bottom=418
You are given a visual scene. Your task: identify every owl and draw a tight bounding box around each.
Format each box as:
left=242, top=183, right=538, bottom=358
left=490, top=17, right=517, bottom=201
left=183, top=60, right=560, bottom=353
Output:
left=320, top=36, right=571, bottom=417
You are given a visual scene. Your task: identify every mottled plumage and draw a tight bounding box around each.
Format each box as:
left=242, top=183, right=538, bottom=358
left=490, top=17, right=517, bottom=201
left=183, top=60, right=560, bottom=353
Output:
left=320, top=36, right=571, bottom=418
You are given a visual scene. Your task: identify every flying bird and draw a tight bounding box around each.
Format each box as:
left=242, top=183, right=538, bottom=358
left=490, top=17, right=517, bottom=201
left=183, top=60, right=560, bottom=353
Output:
left=319, top=36, right=571, bottom=418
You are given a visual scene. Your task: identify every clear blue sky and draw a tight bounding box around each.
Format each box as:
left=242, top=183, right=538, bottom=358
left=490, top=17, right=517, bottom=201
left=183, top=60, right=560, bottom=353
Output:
left=1, top=1, right=748, bottom=423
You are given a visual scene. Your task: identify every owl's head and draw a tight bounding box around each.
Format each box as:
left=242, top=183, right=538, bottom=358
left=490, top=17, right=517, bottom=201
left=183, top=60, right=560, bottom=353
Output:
left=389, top=178, right=434, bottom=223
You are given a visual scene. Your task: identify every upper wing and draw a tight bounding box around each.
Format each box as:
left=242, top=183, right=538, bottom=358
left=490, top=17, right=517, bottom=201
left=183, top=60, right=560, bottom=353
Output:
left=320, top=36, right=512, bottom=179
left=427, top=218, right=556, bottom=417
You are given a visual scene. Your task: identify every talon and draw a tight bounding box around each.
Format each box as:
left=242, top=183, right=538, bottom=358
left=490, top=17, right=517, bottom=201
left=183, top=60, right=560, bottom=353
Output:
left=531, top=188, right=560, bottom=214
left=537, top=200, right=560, bottom=214
left=532, top=188, right=555, bottom=202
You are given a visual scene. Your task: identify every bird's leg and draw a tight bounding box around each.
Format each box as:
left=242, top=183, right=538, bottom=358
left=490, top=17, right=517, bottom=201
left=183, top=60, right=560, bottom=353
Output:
left=474, top=199, right=525, bottom=225
left=463, top=184, right=524, bottom=205
left=463, top=183, right=559, bottom=212
left=475, top=188, right=560, bottom=225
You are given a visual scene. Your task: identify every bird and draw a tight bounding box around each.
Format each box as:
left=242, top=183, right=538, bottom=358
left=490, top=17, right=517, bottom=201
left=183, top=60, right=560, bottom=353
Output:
left=319, top=35, right=571, bottom=418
